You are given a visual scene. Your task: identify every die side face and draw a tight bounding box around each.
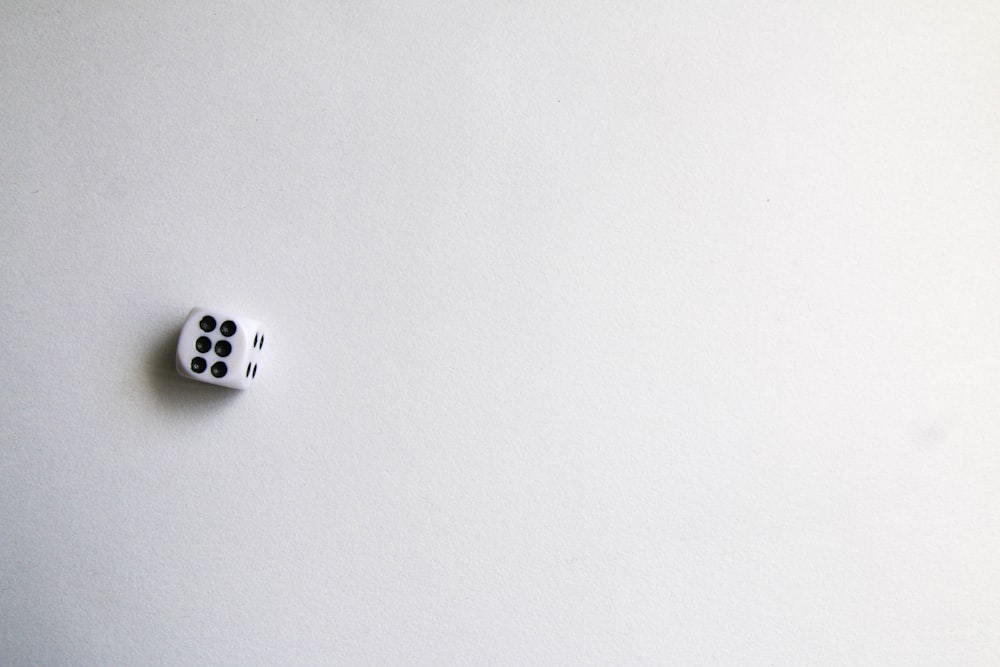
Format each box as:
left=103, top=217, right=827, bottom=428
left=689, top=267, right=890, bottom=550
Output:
left=176, top=308, right=265, bottom=389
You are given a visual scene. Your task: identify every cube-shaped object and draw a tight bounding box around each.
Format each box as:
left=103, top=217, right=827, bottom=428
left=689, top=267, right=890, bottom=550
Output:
left=175, top=307, right=265, bottom=389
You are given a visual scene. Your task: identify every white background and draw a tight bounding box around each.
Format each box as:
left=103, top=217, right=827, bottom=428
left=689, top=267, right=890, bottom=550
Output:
left=2, top=1, right=1000, bottom=664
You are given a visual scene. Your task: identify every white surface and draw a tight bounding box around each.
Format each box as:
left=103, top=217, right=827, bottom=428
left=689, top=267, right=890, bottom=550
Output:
left=2, top=1, right=1000, bottom=664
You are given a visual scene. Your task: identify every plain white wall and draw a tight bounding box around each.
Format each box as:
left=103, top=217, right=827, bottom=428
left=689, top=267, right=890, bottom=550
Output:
left=2, top=1, right=1000, bottom=664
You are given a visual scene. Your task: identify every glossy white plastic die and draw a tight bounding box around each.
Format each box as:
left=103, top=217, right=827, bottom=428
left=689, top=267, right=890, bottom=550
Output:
left=175, top=307, right=265, bottom=389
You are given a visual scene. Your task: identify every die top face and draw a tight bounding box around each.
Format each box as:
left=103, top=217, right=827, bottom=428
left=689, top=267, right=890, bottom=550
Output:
left=176, top=307, right=265, bottom=389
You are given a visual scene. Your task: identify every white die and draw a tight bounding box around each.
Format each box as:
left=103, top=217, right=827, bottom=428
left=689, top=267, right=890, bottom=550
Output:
left=175, top=307, right=265, bottom=389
